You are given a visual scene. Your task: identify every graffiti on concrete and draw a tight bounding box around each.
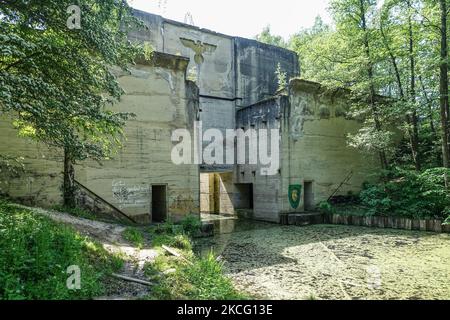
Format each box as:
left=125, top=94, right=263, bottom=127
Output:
left=112, top=181, right=150, bottom=209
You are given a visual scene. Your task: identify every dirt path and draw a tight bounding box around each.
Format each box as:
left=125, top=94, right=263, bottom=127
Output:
left=196, top=224, right=450, bottom=300
left=22, top=205, right=158, bottom=300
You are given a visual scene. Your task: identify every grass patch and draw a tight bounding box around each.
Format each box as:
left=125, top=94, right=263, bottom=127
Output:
left=144, top=217, right=246, bottom=300
left=52, top=205, right=98, bottom=221
left=145, top=251, right=245, bottom=300
left=122, top=228, right=145, bottom=249
left=0, top=200, right=123, bottom=300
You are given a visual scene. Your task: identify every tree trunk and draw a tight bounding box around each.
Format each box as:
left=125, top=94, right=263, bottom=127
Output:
left=439, top=0, right=449, bottom=187
left=419, top=76, right=437, bottom=139
left=380, top=16, right=420, bottom=170
left=407, top=5, right=421, bottom=171
left=63, top=148, right=76, bottom=207
left=360, top=0, right=389, bottom=170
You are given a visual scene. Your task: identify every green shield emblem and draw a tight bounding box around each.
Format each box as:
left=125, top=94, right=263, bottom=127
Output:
left=288, top=185, right=302, bottom=209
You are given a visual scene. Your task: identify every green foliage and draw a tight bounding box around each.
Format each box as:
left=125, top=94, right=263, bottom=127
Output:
left=150, top=215, right=202, bottom=238
left=122, top=228, right=145, bottom=249
left=285, top=0, right=450, bottom=172
left=0, top=155, right=24, bottom=179
left=0, top=200, right=123, bottom=300
left=181, top=252, right=243, bottom=300
left=359, top=167, right=450, bottom=219
left=147, top=252, right=245, bottom=300
left=444, top=216, right=450, bottom=225
left=53, top=205, right=97, bottom=221
left=318, top=201, right=336, bottom=215
left=172, top=234, right=193, bottom=251
left=150, top=231, right=192, bottom=252
left=145, top=217, right=245, bottom=300
left=0, top=0, right=146, bottom=163
left=276, top=63, right=288, bottom=91
left=255, top=25, right=287, bottom=48
left=179, top=214, right=202, bottom=237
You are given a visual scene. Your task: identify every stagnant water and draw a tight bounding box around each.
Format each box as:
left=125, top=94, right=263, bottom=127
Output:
left=195, top=220, right=450, bottom=300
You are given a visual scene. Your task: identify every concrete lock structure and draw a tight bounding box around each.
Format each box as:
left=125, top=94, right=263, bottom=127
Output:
left=0, top=10, right=378, bottom=224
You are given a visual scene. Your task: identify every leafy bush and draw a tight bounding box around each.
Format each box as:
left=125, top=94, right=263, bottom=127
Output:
left=0, top=200, right=123, bottom=300
left=179, top=215, right=202, bottom=236
left=318, top=201, right=336, bottom=215
left=359, top=167, right=450, bottom=219
left=151, top=215, right=202, bottom=237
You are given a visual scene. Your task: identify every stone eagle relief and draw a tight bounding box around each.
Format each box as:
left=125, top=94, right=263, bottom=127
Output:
left=180, top=38, right=217, bottom=65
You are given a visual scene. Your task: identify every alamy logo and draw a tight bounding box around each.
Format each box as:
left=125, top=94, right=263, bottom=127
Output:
left=66, top=265, right=81, bottom=290
left=67, top=5, right=81, bottom=30
left=366, top=265, right=382, bottom=290
left=171, top=122, right=280, bottom=176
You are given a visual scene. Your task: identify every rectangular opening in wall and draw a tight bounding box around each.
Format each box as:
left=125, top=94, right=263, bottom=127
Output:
left=304, top=181, right=314, bottom=211
left=235, top=183, right=254, bottom=210
left=200, top=173, right=221, bottom=214
left=152, top=185, right=167, bottom=223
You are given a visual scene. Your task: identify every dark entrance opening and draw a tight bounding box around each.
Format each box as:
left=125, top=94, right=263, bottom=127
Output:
left=304, top=181, right=314, bottom=211
left=152, top=185, right=167, bottom=223
left=235, top=183, right=254, bottom=209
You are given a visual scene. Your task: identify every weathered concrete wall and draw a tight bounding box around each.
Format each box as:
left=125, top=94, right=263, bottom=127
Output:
left=235, top=97, right=284, bottom=222
left=235, top=80, right=379, bottom=222
left=235, top=38, right=300, bottom=107
left=129, top=9, right=299, bottom=173
left=200, top=173, right=214, bottom=213
left=0, top=53, right=200, bottom=224
left=279, top=79, right=379, bottom=215
left=0, top=117, right=63, bottom=207
left=75, top=53, right=200, bottom=224
left=200, top=172, right=243, bottom=216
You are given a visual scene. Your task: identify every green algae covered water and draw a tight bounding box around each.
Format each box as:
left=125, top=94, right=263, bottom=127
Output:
left=195, top=221, right=450, bottom=300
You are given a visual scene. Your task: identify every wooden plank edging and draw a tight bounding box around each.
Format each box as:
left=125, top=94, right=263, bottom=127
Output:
left=326, top=214, right=450, bottom=233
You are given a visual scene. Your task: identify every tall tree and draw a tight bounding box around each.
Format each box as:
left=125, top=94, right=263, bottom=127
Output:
left=438, top=0, right=450, bottom=177
left=0, top=0, right=147, bottom=206
left=439, top=0, right=450, bottom=168
left=379, top=0, right=422, bottom=170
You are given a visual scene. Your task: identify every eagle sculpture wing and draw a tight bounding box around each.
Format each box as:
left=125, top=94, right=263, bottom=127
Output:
left=202, top=43, right=217, bottom=54
left=180, top=38, right=199, bottom=52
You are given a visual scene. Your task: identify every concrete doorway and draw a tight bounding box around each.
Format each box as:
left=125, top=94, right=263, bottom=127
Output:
left=235, top=184, right=254, bottom=210
left=152, top=185, right=167, bottom=222
left=200, top=173, right=220, bottom=214
left=304, top=181, right=314, bottom=211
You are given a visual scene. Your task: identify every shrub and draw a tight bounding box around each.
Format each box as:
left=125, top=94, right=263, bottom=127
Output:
left=0, top=201, right=123, bottom=300
left=179, top=215, right=202, bottom=236
left=359, top=167, right=450, bottom=219
left=151, top=215, right=202, bottom=237
left=318, top=201, right=335, bottom=215
left=444, top=213, right=450, bottom=226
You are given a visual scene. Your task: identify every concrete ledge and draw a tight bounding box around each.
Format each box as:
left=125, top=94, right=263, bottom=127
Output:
left=135, top=51, right=190, bottom=72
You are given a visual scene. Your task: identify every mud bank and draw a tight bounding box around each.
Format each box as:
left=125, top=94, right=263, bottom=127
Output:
left=196, top=224, right=450, bottom=300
